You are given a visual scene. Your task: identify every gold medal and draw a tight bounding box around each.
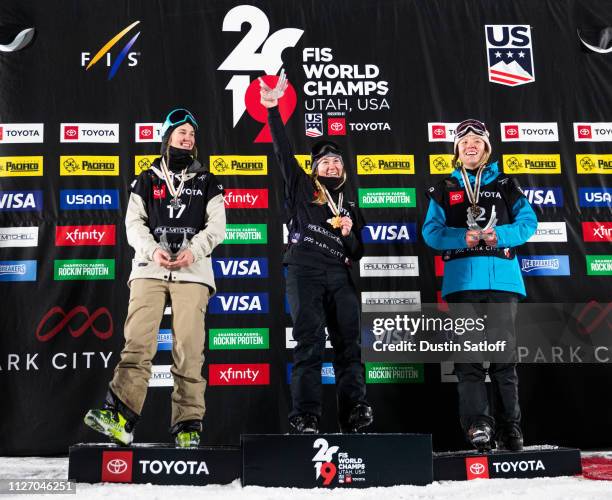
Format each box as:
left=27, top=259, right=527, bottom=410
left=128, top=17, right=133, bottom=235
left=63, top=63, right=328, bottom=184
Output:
left=331, top=215, right=342, bottom=228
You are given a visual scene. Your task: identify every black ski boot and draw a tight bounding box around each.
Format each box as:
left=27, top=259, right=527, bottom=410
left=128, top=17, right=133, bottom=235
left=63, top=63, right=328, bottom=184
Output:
left=496, top=423, right=524, bottom=451
left=340, top=404, right=374, bottom=433
left=468, top=422, right=494, bottom=452
left=289, top=414, right=319, bottom=434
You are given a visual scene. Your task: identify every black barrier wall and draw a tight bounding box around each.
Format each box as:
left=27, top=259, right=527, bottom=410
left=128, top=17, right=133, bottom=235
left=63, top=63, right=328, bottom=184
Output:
left=0, top=0, right=610, bottom=455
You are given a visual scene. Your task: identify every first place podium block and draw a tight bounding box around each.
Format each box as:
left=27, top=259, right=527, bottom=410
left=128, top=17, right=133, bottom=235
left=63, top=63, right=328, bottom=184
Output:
left=69, top=443, right=241, bottom=485
left=241, top=433, right=433, bottom=488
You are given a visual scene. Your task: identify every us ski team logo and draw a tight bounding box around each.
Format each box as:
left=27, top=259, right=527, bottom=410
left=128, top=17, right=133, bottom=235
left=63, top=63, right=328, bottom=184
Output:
left=485, top=25, right=535, bottom=86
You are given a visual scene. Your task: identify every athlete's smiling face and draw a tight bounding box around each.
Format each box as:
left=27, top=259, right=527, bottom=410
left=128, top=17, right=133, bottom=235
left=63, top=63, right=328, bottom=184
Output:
left=316, top=155, right=344, bottom=178
left=169, top=123, right=196, bottom=150
left=457, top=133, right=487, bottom=169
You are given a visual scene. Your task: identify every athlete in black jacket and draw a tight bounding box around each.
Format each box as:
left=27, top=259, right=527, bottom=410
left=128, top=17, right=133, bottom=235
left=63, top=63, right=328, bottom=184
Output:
left=260, top=73, right=373, bottom=433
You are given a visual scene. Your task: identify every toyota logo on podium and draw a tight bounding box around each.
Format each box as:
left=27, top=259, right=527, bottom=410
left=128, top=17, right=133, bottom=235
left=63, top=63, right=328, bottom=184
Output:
left=469, top=462, right=485, bottom=475
left=107, top=458, right=128, bottom=474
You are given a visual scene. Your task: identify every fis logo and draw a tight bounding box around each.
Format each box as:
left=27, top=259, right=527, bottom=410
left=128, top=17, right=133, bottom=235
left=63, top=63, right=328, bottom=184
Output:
left=0, top=124, right=43, bottom=143
left=362, top=223, right=417, bottom=243
left=81, top=21, right=141, bottom=80
left=209, top=293, right=269, bottom=314
left=60, top=189, right=119, bottom=210
left=0, top=190, right=43, bottom=212
left=212, top=258, right=268, bottom=278
left=522, top=187, right=563, bottom=207
left=485, top=25, right=535, bottom=86
left=579, top=188, right=612, bottom=208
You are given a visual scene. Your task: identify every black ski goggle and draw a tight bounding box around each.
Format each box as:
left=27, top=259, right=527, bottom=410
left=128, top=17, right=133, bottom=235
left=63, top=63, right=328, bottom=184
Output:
left=455, top=119, right=489, bottom=140
left=312, top=141, right=343, bottom=163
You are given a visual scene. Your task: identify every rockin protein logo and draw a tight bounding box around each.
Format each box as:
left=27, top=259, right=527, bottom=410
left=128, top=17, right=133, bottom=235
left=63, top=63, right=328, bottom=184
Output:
left=36, top=306, right=113, bottom=342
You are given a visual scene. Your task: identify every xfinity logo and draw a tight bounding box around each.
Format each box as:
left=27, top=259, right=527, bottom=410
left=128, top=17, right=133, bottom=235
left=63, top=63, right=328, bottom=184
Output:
left=56, top=225, right=116, bottom=246
left=501, top=122, right=558, bottom=142
left=135, top=123, right=162, bottom=142
left=223, top=189, right=268, bottom=209
left=60, top=123, right=119, bottom=143
left=573, top=122, right=612, bottom=142
left=527, top=222, right=567, bottom=243
left=583, top=222, right=612, bottom=242
left=0, top=124, right=44, bottom=143
left=362, top=223, right=417, bottom=243
left=522, top=187, right=563, bottom=207
left=140, top=460, right=209, bottom=475
left=209, top=363, right=270, bottom=386
left=427, top=122, right=459, bottom=142
left=212, top=258, right=268, bottom=278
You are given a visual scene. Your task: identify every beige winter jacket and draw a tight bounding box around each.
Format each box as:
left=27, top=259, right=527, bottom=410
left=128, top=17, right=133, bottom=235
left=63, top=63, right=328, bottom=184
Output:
left=125, top=191, right=226, bottom=294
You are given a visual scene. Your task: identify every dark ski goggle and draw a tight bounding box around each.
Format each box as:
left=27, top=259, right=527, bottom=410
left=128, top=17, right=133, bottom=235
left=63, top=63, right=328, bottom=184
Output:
left=161, top=108, right=198, bottom=137
left=312, top=141, right=343, bottom=163
left=455, top=119, right=489, bottom=140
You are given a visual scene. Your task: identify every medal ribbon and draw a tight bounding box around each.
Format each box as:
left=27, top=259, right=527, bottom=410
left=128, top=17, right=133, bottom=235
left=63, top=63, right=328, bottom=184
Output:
left=160, top=157, right=187, bottom=204
left=459, top=165, right=484, bottom=211
left=321, top=185, right=343, bottom=219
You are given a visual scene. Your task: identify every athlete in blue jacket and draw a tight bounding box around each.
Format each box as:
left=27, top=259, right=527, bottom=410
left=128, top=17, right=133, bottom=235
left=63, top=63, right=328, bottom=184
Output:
left=423, top=119, right=537, bottom=451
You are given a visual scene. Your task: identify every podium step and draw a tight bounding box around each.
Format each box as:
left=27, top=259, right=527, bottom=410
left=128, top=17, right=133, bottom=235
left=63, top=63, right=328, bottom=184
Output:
left=69, top=443, right=241, bottom=485
left=241, top=433, right=433, bottom=488
left=433, top=445, right=582, bottom=481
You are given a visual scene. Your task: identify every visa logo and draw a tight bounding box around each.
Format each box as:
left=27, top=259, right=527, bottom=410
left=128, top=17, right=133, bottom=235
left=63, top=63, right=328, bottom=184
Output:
left=362, top=223, right=417, bottom=243
left=209, top=293, right=269, bottom=314
left=522, top=187, right=563, bottom=207
left=212, top=258, right=268, bottom=278
left=0, top=190, right=42, bottom=211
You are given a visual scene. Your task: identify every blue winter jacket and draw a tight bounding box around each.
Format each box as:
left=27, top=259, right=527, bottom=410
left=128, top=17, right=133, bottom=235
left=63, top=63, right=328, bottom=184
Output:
left=422, top=161, right=537, bottom=297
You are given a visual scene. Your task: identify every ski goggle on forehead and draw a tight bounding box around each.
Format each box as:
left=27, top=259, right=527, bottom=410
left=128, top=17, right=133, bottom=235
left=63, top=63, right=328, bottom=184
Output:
left=455, top=119, right=489, bottom=140
left=161, top=108, right=198, bottom=137
left=312, top=142, right=343, bottom=162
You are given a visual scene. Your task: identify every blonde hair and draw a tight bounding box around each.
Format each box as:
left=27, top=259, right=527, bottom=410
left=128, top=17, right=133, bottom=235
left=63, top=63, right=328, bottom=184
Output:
left=311, top=172, right=347, bottom=205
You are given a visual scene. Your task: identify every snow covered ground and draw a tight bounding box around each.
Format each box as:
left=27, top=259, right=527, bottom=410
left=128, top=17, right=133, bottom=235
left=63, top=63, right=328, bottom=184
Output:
left=1, top=454, right=610, bottom=500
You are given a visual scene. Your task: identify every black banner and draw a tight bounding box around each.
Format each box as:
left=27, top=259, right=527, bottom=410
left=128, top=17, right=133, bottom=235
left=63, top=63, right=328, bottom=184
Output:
left=0, top=0, right=611, bottom=455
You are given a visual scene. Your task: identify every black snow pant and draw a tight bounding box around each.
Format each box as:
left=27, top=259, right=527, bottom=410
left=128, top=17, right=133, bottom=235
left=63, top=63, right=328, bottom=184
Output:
left=286, top=264, right=368, bottom=427
left=446, top=290, right=521, bottom=435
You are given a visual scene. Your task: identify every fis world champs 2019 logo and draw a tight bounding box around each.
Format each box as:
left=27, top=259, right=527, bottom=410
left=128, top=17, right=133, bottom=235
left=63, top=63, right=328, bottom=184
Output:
left=81, top=21, right=141, bottom=79
left=485, top=25, right=535, bottom=86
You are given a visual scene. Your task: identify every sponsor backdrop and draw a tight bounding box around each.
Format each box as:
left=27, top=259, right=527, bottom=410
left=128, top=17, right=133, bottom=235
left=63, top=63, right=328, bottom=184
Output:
left=0, top=0, right=610, bottom=454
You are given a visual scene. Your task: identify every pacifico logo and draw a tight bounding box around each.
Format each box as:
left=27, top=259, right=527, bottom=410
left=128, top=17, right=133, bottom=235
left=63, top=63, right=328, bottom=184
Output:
left=0, top=124, right=44, bottom=143
left=356, top=155, right=415, bottom=175
left=0, top=156, right=43, bottom=177
left=502, top=154, right=561, bottom=174
left=429, top=154, right=454, bottom=175
left=134, top=155, right=158, bottom=174
left=60, top=156, right=119, bottom=176
left=81, top=21, right=141, bottom=80
left=576, top=154, right=612, bottom=174
left=209, top=155, right=267, bottom=175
